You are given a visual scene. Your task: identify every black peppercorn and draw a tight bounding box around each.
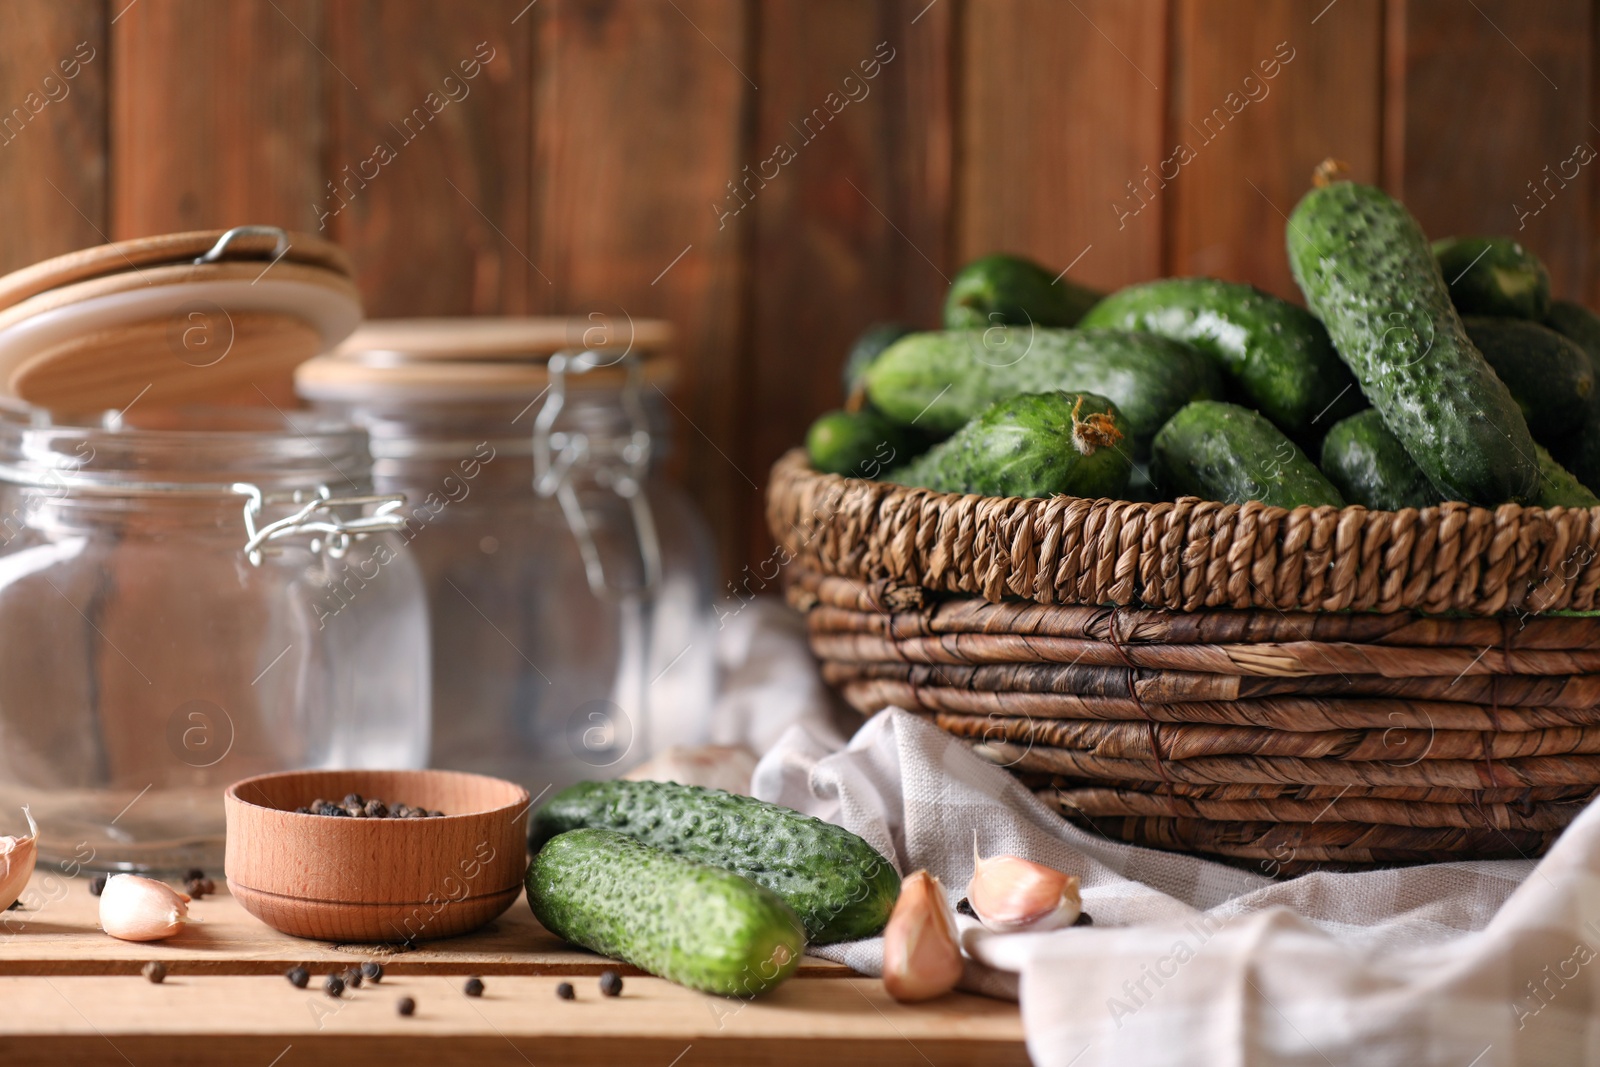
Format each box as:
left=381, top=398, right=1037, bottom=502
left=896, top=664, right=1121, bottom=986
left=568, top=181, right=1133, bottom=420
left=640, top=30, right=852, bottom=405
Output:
left=463, top=976, right=484, bottom=997
left=1073, top=911, right=1094, bottom=927
left=361, top=962, right=383, bottom=983
left=556, top=982, right=575, bottom=1001
left=88, top=874, right=107, bottom=897
left=184, top=877, right=215, bottom=900
left=344, top=968, right=363, bottom=989
left=294, top=806, right=311, bottom=814
left=397, top=996, right=416, bottom=1016
left=184, top=868, right=205, bottom=884
left=286, top=966, right=310, bottom=989
left=342, top=793, right=363, bottom=809
left=363, top=799, right=388, bottom=818
left=955, top=897, right=976, bottom=918
left=324, top=974, right=345, bottom=998
left=142, top=961, right=167, bottom=984
left=598, top=970, right=622, bottom=997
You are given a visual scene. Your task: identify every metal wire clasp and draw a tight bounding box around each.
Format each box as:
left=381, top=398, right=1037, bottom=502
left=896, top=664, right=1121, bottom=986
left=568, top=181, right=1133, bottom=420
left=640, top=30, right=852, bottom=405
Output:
left=232, top=483, right=407, bottom=566
left=532, top=350, right=663, bottom=598
left=195, top=225, right=291, bottom=265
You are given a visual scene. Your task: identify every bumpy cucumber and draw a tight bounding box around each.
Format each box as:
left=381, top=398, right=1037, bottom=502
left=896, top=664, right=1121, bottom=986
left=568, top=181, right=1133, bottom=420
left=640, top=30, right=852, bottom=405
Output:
left=842, top=322, right=913, bottom=395
left=888, top=391, right=1131, bottom=499
left=1433, top=236, right=1551, bottom=320
left=1319, top=410, right=1441, bottom=511
left=1152, top=400, right=1345, bottom=508
left=1462, top=316, right=1595, bottom=439
left=530, top=780, right=900, bottom=944
left=1545, top=300, right=1600, bottom=492
left=864, top=327, right=1222, bottom=457
left=1078, top=277, right=1362, bottom=441
left=1321, top=412, right=1591, bottom=510
left=944, top=253, right=1101, bottom=329
left=527, top=829, right=805, bottom=996
left=1534, top=446, right=1600, bottom=508
left=806, top=409, right=922, bottom=477
left=1545, top=300, right=1600, bottom=364
left=1287, top=175, right=1540, bottom=505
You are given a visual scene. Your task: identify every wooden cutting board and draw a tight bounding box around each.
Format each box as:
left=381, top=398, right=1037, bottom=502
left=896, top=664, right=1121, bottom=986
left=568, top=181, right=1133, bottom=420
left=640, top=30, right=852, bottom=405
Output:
left=0, top=872, right=1027, bottom=1065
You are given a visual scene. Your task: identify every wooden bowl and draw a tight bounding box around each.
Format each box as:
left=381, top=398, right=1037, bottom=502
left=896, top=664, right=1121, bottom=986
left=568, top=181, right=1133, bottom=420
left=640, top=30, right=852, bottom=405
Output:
left=224, top=769, right=530, bottom=943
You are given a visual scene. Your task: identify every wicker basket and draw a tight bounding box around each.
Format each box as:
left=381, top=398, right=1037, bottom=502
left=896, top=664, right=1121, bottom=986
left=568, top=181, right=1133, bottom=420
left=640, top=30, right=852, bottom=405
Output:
left=765, top=449, right=1600, bottom=874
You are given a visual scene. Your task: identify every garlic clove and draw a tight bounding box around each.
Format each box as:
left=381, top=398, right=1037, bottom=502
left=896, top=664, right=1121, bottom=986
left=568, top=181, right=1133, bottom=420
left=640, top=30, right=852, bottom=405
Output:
left=966, top=840, right=1081, bottom=934
left=0, top=806, right=38, bottom=912
left=99, top=874, right=193, bottom=942
left=882, top=869, right=964, bottom=1003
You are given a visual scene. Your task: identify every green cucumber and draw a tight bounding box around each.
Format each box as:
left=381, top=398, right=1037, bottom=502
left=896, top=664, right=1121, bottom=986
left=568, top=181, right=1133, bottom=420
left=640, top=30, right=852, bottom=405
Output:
left=1321, top=410, right=1592, bottom=510
left=863, top=327, right=1222, bottom=457
left=530, top=780, right=899, bottom=944
left=1152, top=400, right=1345, bottom=508
left=806, top=409, right=922, bottom=478
left=944, top=253, right=1101, bottom=330
left=1287, top=174, right=1540, bottom=505
left=1462, top=316, right=1595, bottom=439
left=1077, top=277, right=1362, bottom=441
left=1319, top=410, right=1441, bottom=511
left=1545, top=300, right=1600, bottom=492
left=1534, top=445, right=1600, bottom=508
left=1545, top=300, right=1600, bottom=365
left=526, top=829, right=806, bottom=996
left=842, top=322, right=913, bottom=396
left=1433, top=236, right=1552, bottom=320
left=888, top=390, right=1131, bottom=499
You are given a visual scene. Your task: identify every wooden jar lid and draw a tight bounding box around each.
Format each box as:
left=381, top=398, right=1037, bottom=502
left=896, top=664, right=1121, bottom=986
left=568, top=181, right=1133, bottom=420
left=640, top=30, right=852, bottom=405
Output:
left=0, top=227, right=361, bottom=411
left=297, top=316, right=676, bottom=402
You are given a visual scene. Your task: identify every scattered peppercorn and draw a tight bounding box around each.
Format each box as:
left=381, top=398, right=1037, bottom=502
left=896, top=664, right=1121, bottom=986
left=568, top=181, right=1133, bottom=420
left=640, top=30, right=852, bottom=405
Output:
left=88, top=875, right=107, bottom=897
left=556, top=982, right=575, bottom=1001
left=361, top=962, right=383, bottom=983
left=142, top=961, right=167, bottom=984
left=344, top=967, right=363, bottom=989
left=296, top=797, right=444, bottom=818
left=463, top=977, right=485, bottom=997
left=598, top=970, right=622, bottom=997
left=286, top=966, right=310, bottom=989
left=397, top=996, right=416, bottom=1017
left=1073, top=911, right=1094, bottom=927
left=184, top=877, right=215, bottom=899
left=955, top=897, right=976, bottom=918
left=184, top=868, right=206, bottom=884
left=5, top=899, right=20, bottom=910
left=324, top=974, right=345, bottom=998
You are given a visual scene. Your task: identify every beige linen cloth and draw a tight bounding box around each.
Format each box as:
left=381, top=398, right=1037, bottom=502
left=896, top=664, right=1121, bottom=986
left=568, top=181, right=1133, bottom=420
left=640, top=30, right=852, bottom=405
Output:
left=732, top=603, right=1600, bottom=1067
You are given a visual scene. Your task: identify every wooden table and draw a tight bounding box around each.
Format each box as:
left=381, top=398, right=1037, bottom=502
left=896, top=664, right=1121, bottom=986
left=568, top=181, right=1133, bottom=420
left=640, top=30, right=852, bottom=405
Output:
left=0, top=873, right=1027, bottom=1065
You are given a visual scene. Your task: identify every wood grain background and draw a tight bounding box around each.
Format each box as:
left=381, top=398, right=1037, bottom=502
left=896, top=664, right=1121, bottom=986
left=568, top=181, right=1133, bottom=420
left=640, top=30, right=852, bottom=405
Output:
left=0, top=0, right=1593, bottom=578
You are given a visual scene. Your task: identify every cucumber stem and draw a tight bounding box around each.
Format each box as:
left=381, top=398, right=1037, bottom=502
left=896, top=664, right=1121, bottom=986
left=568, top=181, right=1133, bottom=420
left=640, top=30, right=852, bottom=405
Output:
left=1312, top=158, right=1351, bottom=188
left=1070, top=395, right=1123, bottom=455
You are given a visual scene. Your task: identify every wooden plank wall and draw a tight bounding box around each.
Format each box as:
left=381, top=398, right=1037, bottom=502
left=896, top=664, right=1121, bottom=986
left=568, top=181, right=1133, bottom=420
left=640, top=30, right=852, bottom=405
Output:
left=0, top=0, right=1595, bottom=576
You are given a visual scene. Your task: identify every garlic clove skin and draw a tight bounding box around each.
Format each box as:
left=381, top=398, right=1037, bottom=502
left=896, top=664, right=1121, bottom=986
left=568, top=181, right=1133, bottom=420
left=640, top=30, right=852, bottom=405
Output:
left=99, top=874, right=192, bottom=942
left=882, top=869, right=964, bottom=1003
left=966, top=847, right=1081, bottom=934
left=0, top=806, right=38, bottom=912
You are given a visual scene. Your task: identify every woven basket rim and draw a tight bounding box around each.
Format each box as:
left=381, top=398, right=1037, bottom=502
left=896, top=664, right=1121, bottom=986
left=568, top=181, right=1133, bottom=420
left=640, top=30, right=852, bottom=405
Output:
left=765, top=449, right=1600, bottom=616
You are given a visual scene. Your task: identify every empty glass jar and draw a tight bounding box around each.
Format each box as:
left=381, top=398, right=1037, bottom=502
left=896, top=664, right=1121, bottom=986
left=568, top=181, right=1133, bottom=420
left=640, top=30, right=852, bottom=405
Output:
left=0, top=405, right=430, bottom=871
left=297, top=318, right=719, bottom=795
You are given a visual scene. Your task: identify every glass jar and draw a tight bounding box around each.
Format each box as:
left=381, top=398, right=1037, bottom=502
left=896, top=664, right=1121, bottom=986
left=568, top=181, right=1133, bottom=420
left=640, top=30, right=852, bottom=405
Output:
left=298, top=319, right=719, bottom=795
left=0, top=405, right=430, bottom=872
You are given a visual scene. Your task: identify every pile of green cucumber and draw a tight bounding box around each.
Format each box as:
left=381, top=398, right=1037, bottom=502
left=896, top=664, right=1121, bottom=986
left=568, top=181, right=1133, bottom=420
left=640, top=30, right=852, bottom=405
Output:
left=525, top=779, right=900, bottom=997
left=805, top=162, right=1600, bottom=511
